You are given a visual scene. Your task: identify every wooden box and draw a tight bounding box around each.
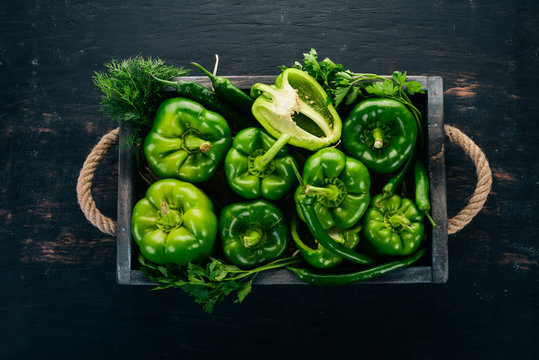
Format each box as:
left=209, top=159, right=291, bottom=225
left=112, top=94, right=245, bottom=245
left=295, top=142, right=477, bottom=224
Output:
left=116, top=75, right=447, bottom=285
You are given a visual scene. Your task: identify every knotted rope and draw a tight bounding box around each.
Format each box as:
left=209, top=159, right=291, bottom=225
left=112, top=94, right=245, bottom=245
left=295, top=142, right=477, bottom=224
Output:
left=77, top=125, right=492, bottom=236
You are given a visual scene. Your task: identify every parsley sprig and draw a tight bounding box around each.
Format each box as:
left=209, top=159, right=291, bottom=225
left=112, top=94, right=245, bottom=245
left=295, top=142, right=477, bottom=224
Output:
left=139, top=255, right=301, bottom=313
left=92, top=55, right=189, bottom=147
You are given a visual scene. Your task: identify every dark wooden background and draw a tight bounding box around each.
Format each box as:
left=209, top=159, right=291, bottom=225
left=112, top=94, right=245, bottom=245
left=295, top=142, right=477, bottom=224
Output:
left=1, top=1, right=537, bottom=358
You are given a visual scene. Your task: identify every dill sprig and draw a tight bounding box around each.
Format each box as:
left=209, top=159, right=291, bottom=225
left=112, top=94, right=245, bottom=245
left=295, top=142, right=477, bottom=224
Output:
left=93, top=55, right=189, bottom=147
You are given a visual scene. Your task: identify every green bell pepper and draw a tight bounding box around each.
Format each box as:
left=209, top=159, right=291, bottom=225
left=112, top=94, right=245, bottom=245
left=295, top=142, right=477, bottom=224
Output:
left=224, top=127, right=298, bottom=200
left=220, top=200, right=289, bottom=268
left=250, top=68, right=342, bottom=151
left=131, top=179, right=218, bottom=265
left=342, top=98, right=417, bottom=174
left=144, top=97, right=232, bottom=183
left=363, top=194, right=424, bottom=256
left=291, top=216, right=361, bottom=269
left=294, top=147, right=371, bottom=230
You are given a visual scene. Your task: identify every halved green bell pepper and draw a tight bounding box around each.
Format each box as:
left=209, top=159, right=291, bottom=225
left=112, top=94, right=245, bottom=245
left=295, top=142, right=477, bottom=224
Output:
left=363, top=194, right=424, bottom=255
left=131, top=179, right=218, bottom=265
left=220, top=200, right=289, bottom=268
left=250, top=68, right=341, bottom=151
left=224, top=127, right=298, bottom=200
left=294, top=147, right=371, bottom=230
left=144, top=97, right=232, bottom=183
left=291, top=216, right=361, bottom=269
left=342, top=98, right=417, bottom=174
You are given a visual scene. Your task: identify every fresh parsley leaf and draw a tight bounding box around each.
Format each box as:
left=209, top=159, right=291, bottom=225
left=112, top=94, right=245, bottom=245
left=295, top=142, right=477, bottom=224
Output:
left=333, top=85, right=352, bottom=108
left=235, top=280, right=253, bottom=303
left=138, top=255, right=300, bottom=314
left=365, top=80, right=399, bottom=97
left=345, top=86, right=361, bottom=106
left=392, top=71, right=407, bottom=86
left=404, top=81, right=424, bottom=95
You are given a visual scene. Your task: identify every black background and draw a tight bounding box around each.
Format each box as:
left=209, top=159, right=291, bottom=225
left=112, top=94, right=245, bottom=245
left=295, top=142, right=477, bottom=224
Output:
left=1, top=1, right=537, bottom=358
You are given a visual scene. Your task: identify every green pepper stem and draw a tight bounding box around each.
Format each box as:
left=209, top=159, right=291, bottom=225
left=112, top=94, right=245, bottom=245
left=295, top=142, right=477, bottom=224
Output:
left=191, top=62, right=218, bottom=83
left=288, top=158, right=304, bottom=187
left=242, top=227, right=264, bottom=248
left=253, top=133, right=291, bottom=172
left=425, top=212, right=438, bottom=228
left=151, top=74, right=183, bottom=88
left=372, top=127, right=385, bottom=149
left=304, top=184, right=339, bottom=198
left=157, top=202, right=183, bottom=232
left=388, top=214, right=411, bottom=229
left=184, top=134, right=211, bottom=153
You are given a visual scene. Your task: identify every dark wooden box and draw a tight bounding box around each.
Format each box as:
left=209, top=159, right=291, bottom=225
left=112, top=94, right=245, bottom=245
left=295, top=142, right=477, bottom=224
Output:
left=116, top=75, right=447, bottom=285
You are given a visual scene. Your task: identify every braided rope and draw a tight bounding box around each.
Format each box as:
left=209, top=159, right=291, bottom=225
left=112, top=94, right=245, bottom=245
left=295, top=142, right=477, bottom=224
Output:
left=77, top=125, right=491, bottom=236
left=444, top=125, right=492, bottom=234
left=76, top=127, right=119, bottom=236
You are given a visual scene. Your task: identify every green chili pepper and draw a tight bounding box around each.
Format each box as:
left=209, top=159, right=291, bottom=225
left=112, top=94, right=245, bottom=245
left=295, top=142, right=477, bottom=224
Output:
left=224, top=127, right=298, bottom=200
left=131, top=179, right=218, bottom=266
left=143, top=97, right=232, bottom=183
left=363, top=194, right=425, bottom=256
left=294, top=147, right=371, bottom=230
left=291, top=215, right=361, bottom=269
left=413, top=158, right=437, bottom=228
left=250, top=68, right=342, bottom=151
left=342, top=98, right=417, bottom=174
left=378, top=144, right=417, bottom=205
left=296, top=194, right=375, bottom=265
left=191, top=62, right=254, bottom=115
left=220, top=200, right=289, bottom=268
left=153, top=76, right=251, bottom=128
left=287, top=248, right=427, bottom=286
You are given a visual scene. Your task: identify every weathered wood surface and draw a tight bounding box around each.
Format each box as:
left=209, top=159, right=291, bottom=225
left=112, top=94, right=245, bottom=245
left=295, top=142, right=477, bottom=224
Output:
left=1, top=0, right=537, bottom=358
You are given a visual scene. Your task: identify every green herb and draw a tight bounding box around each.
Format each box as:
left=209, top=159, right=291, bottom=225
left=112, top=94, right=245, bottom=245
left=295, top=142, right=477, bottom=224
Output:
left=284, top=48, right=425, bottom=142
left=139, top=255, right=301, bottom=313
left=285, top=49, right=423, bottom=106
left=92, top=55, right=189, bottom=147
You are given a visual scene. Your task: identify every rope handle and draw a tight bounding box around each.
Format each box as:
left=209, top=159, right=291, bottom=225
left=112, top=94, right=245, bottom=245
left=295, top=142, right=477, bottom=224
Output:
left=76, top=127, right=119, bottom=236
left=77, top=125, right=491, bottom=236
left=443, top=125, right=492, bottom=234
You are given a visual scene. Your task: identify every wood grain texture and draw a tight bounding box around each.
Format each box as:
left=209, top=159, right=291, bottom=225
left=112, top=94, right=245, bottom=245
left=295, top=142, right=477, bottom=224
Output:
left=1, top=0, right=537, bottom=358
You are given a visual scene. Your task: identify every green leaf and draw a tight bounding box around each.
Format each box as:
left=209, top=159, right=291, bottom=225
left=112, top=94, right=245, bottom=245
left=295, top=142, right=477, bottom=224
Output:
left=203, top=302, right=215, bottom=314
left=151, top=284, right=174, bottom=290
left=235, top=280, right=253, bottom=303
left=345, top=86, right=361, bottom=106
left=157, top=265, right=168, bottom=277
left=365, top=80, right=399, bottom=97
left=301, top=49, right=322, bottom=79
left=392, top=71, right=407, bottom=86
left=404, top=81, right=424, bottom=95
left=181, top=284, right=210, bottom=299
left=333, top=85, right=352, bottom=108
left=221, top=280, right=240, bottom=296
left=334, top=71, right=354, bottom=81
